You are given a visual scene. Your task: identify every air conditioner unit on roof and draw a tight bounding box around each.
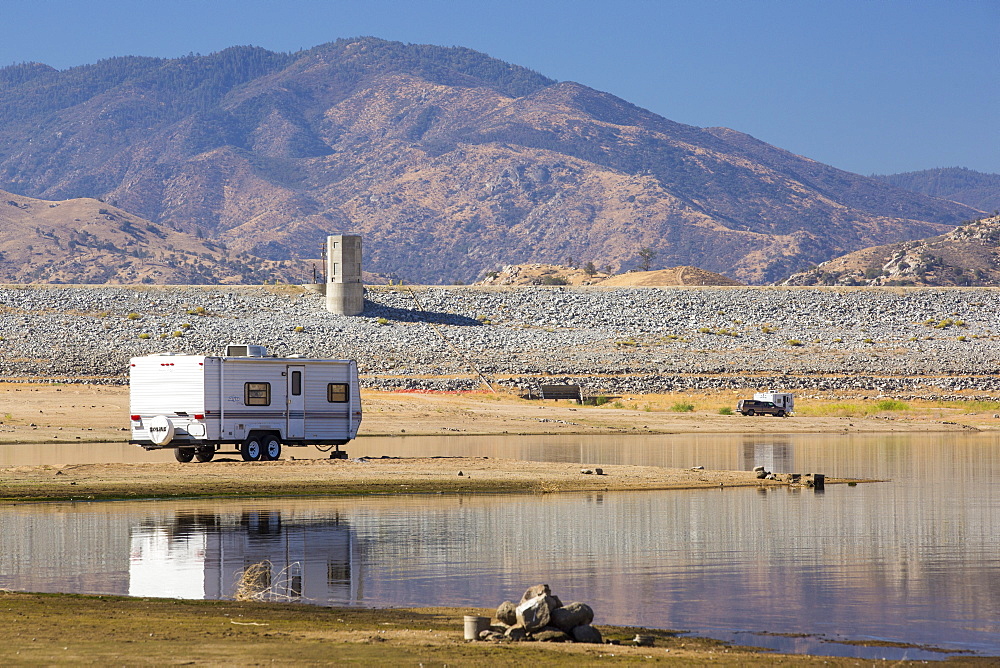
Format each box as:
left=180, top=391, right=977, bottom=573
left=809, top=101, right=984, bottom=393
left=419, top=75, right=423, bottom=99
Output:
left=225, top=344, right=268, bottom=357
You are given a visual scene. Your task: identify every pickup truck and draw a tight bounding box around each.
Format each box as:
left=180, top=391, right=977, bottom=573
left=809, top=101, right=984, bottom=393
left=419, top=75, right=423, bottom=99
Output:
left=737, top=399, right=788, bottom=417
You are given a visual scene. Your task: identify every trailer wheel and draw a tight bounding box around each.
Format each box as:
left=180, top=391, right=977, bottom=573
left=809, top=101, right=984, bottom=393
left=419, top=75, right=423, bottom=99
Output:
left=174, top=447, right=195, bottom=463
left=241, top=436, right=263, bottom=462
left=195, top=447, right=215, bottom=463
left=263, top=435, right=282, bottom=461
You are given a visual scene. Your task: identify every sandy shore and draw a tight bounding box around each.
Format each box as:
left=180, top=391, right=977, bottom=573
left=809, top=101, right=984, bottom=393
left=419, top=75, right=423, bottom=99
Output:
left=0, top=383, right=992, bottom=447
left=0, top=455, right=861, bottom=502
left=4, top=592, right=948, bottom=666
left=4, top=381, right=967, bottom=501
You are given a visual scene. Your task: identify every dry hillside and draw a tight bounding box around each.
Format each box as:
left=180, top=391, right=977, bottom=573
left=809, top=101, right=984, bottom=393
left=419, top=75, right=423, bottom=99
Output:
left=476, top=263, right=742, bottom=287
left=0, top=190, right=306, bottom=284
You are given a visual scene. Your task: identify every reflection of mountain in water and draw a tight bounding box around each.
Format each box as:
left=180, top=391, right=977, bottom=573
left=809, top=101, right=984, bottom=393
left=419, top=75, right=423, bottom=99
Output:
left=128, top=509, right=360, bottom=602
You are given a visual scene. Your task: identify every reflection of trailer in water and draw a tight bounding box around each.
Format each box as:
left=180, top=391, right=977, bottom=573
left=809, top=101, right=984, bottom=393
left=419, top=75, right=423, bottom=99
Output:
left=741, top=437, right=793, bottom=474
left=128, top=509, right=360, bottom=604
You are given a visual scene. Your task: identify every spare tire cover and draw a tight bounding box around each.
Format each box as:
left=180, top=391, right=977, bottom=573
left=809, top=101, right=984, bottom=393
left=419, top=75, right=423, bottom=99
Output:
left=147, top=415, right=175, bottom=445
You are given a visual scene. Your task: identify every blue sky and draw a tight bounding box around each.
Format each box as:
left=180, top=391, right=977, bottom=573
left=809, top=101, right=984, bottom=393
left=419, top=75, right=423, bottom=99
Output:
left=3, top=0, right=996, bottom=176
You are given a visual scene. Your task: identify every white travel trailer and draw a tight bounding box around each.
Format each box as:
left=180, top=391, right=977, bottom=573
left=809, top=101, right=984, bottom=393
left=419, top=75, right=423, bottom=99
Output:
left=130, top=345, right=361, bottom=462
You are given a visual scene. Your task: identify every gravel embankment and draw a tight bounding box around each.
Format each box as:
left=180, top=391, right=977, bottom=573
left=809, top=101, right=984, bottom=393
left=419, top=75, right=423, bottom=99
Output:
left=2, top=284, right=999, bottom=397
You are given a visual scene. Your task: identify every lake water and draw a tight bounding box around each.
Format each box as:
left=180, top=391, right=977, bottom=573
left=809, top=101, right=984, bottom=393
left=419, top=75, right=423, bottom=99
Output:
left=1, top=432, right=998, bottom=661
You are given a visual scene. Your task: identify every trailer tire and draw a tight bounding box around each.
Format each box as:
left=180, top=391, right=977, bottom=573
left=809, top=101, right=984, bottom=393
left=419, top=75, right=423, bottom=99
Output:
left=263, top=435, right=282, bottom=461
left=174, top=447, right=195, bottom=463
left=195, top=447, right=215, bottom=463
left=241, top=435, right=263, bottom=462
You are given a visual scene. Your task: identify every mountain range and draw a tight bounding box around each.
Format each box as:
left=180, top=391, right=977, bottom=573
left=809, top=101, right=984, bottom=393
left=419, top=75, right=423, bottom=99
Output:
left=0, top=37, right=985, bottom=285
left=871, top=168, right=1000, bottom=214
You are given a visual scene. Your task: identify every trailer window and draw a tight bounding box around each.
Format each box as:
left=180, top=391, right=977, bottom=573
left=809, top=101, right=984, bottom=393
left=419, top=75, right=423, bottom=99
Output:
left=327, top=383, right=349, bottom=403
left=245, top=382, right=271, bottom=406
left=291, top=371, right=302, bottom=396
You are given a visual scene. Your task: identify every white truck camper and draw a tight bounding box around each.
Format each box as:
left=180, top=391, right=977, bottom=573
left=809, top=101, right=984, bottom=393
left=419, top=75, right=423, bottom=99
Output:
left=753, top=391, right=794, bottom=413
left=130, top=345, right=362, bottom=462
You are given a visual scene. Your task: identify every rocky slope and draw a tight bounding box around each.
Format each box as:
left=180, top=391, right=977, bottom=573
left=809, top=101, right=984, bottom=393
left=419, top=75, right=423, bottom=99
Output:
left=0, top=38, right=981, bottom=285
left=3, top=284, right=999, bottom=398
left=782, top=215, right=1000, bottom=287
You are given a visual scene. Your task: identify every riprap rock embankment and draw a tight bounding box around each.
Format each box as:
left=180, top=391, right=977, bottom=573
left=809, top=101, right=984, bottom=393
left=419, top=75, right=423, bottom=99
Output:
left=1, top=284, right=998, bottom=397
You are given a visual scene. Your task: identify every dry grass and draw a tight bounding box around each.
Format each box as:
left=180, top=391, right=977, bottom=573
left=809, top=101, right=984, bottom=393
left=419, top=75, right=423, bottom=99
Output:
left=235, top=560, right=303, bottom=602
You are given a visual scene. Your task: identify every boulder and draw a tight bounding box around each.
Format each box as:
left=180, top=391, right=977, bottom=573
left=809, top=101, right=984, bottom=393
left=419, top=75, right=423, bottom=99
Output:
left=516, top=594, right=557, bottom=631
left=571, top=624, right=604, bottom=644
left=496, top=600, right=517, bottom=626
left=551, top=601, right=594, bottom=632
left=521, top=584, right=551, bottom=602
left=505, top=625, right=528, bottom=641
left=534, top=628, right=571, bottom=642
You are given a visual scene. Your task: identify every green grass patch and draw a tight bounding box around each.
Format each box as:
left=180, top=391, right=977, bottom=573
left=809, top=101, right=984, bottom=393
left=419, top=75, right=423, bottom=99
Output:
left=670, top=402, right=694, bottom=413
left=718, top=406, right=734, bottom=415
left=873, top=399, right=909, bottom=412
left=933, top=399, right=1000, bottom=413
left=799, top=399, right=910, bottom=417
left=797, top=402, right=867, bottom=417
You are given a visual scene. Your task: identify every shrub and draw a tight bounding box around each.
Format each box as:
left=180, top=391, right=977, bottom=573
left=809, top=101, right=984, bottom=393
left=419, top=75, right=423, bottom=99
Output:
left=294, top=326, right=305, bottom=332
left=863, top=337, right=874, bottom=344
left=127, top=312, right=141, bottom=320
left=760, top=325, right=779, bottom=334
left=670, top=402, right=694, bottom=413
left=172, top=330, right=183, bottom=337
left=786, top=339, right=804, bottom=347
left=589, top=395, right=610, bottom=406
left=873, top=399, right=909, bottom=412
left=718, top=407, right=734, bottom=415
left=957, top=335, right=967, bottom=342
left=180, top=323, right=191, bottom=330
left=138, top=333, right=151, bottom=339
left=376, top=317, right=389, bottom=326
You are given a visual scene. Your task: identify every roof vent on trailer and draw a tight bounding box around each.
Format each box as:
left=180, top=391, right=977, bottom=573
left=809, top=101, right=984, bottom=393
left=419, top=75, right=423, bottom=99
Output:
left=225, top=344, right=269, bottom=357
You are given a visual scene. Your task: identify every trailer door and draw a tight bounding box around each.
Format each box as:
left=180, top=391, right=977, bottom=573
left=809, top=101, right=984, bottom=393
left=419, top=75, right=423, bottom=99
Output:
left=286, top=365, right=305, bottom=439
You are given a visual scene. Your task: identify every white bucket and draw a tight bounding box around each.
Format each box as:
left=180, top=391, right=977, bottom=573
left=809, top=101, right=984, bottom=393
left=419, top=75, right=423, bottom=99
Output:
left=463, top=615, right=490, bottom=640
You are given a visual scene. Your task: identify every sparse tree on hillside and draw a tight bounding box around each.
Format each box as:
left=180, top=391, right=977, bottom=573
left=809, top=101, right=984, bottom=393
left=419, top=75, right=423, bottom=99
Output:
left=637, top=246, right=657, bottom=272
left=583, top=261, right=597, bottom=276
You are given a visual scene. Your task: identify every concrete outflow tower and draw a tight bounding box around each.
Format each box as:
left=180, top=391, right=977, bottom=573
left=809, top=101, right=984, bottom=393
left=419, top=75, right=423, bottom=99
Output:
left=325, top=235, right=364, bottom=315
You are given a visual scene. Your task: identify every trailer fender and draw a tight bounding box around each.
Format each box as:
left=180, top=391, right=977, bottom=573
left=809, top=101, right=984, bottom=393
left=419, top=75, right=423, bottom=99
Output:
left=147, top=415, right=175, bottom=445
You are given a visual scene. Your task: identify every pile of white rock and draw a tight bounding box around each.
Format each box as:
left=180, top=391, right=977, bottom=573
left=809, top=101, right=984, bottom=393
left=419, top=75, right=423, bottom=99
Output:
left=480, top=584, right=603, bottom=643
